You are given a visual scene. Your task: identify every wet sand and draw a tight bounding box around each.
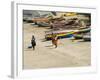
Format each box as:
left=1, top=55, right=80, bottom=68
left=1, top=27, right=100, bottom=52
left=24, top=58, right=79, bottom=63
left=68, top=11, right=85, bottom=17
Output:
left=23, top=23, right=91, bottom=69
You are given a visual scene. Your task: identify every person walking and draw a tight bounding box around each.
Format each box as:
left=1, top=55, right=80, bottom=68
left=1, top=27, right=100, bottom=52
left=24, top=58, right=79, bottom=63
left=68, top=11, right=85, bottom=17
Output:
left=31, top=35, right=36, bottom=50
left=51, top=34, right=58, bottom=48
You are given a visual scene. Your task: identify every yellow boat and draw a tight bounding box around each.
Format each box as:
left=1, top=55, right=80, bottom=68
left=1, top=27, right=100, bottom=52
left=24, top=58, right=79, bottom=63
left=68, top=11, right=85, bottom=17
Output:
left=45, top=30, right=78, bottom=40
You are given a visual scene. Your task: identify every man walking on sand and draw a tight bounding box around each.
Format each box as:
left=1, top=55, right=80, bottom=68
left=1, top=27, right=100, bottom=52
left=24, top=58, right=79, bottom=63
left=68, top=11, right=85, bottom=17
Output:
left=31, top=35, right=36, bottom=50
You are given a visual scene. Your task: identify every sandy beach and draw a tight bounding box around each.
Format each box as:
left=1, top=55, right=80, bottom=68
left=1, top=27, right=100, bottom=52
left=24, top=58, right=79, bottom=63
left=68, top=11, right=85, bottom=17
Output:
left=23, top=23, right=91, bottom=69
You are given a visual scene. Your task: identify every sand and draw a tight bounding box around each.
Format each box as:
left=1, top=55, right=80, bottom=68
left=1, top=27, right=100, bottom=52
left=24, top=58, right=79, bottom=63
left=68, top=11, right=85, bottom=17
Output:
left=23, top=23, right=91, bottom=69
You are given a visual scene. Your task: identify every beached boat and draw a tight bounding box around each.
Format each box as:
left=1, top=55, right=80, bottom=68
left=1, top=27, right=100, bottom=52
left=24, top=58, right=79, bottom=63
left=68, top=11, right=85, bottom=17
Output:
left=45, top=30, right=78, bottom=40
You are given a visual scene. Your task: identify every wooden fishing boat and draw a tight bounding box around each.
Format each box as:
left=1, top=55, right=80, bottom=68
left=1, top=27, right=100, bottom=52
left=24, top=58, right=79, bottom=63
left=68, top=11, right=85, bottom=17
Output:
left=45, top=30, right=78, bottom=40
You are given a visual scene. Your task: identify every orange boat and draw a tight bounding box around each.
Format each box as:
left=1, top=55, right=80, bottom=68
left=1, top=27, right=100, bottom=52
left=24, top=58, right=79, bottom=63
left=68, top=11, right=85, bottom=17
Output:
left=32, top=18, right=49, bottom=23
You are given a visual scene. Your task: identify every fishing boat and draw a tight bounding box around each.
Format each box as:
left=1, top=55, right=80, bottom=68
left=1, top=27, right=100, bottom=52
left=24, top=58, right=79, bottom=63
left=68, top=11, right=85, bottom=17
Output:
left=45, top=30, right=78, bottom=40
